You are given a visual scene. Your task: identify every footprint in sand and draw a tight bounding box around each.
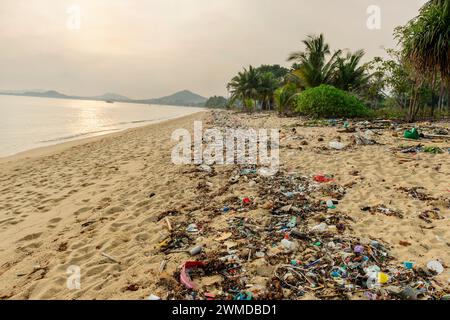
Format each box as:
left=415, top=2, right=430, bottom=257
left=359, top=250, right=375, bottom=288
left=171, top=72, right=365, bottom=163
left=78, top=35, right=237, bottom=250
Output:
left=0, top=217, right=19, bottom=226
left=48, top=217, right=62, bottom=224
left=73, top=207, right=92, bottom=216
left=21, top=241, right=42, bottom=250
left=47, top=217, right=62, bottom=229
left=18, top=232, right=42, bottom=242
left=105, top=207, right=125, bottom=215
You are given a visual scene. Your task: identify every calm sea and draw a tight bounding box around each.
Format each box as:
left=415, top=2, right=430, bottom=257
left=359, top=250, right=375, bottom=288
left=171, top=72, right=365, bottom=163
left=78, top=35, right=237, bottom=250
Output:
left=0, top=95, right=204, bottom=157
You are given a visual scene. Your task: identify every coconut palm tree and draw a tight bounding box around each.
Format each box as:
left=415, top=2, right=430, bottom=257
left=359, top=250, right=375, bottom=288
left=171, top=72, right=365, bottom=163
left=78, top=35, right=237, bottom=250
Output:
left=288, top=34, right=341, bottom=88
left=396, top=0, right=450, bottom=120
left=227, top=66, right=260, bottom=110
left=258, top=72, right=280, bottom=110
left=332, top=50, right=370, bottom=92
left=274, top=83, right=299, bottom=115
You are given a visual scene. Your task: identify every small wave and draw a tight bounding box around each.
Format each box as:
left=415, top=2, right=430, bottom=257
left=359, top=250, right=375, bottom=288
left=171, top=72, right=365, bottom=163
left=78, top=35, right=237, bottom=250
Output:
left=38, top=114, right=188, bottom=144
left=37, top=116, right=176, bottom=143
left=38, top=128, right=121, bottom=143
left=99, top=116, right=173, bottom=127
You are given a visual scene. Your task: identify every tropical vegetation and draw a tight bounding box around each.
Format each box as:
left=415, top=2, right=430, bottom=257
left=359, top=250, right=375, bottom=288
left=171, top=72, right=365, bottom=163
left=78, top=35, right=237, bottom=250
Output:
left=205, top=96, right=228, bottom=108
left=224, top=0, right=448, bottom=121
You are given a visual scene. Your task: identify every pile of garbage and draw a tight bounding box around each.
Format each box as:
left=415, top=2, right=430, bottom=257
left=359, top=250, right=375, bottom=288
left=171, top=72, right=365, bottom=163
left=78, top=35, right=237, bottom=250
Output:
left=157, top=169, right=448, bottom=300
left=154, top=112, right=449, bottom=300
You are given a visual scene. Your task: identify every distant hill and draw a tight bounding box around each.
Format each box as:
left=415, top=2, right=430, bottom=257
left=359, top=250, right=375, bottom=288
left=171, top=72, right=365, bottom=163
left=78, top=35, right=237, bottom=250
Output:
left=139, top=90, right=207, bottom=106
left=22, top=90, right=69, bottom=99
left=92, top=93, right=130, bottom=101
left=0, top=89, right=207, bottom=107
left=0, top=89, right=47, bottom=94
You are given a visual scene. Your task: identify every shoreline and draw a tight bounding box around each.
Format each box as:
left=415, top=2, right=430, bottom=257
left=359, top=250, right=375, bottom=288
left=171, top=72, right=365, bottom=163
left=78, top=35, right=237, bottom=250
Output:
left=0, top=111, right=206, bottom=164
left=0, top=92, right=206, bottom=107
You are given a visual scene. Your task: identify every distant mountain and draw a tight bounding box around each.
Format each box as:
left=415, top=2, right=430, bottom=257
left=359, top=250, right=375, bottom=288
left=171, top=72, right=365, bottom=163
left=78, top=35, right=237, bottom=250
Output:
left=92, top=92, right=130, bottom=101
left=140, top=90, right=207, bottom=106
left=22, top=90, right=69, bottom=99
left=0, top=89, right=72, bottom=100
left=0, top=89, right=47, bottom=94
left=0, top=89, right=207, bottom=107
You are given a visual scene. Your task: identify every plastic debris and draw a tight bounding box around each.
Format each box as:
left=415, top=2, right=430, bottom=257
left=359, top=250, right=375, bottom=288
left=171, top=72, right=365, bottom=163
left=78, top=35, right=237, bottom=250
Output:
left=399, top=286, right=419, bottom=300
left=310, top=223, right=328, bottom=233
left=427, top=260, right=444, bottom=275
left=354, top=130, right=377, bottom=145
left=329, top=141, right=346, bottom=150
left=255, top=251, right=265, bottom=258
left=280, top=238, right=297, bottom=252
left=403, top=262, right=414, bottom=270
left=198, top=164, right=213, bottom=173
left=241, top=169, right=257, bottom=175
left=286, top=216, right=297, bottom=228
left=186, top=224, right=199, bottom=233
left=404, top=128, right=420, bottom=140
left=326, top=199, right=336, bottom=209
left=189, top=245, right=203, bottom=256
left=313, top=175, right=334, bottom=183
left=204, top=293, right=216, bottom=300
left=180, top=261, right=205, bottom=290
left=234, top=292, right=253, bottom=300
left=378, top=272, right=390, bottom=284
left=354, top=245, right=364, bottom=254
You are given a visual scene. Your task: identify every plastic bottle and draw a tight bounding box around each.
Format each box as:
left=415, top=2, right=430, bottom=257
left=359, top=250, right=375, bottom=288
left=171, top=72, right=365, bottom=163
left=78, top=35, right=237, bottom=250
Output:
left=281, top=239, right=297, bottom=252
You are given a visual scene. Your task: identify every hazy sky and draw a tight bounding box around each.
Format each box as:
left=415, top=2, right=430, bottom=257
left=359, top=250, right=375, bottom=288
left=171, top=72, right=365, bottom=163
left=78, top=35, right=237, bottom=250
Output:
left=0, top=0, right=425, bottom=99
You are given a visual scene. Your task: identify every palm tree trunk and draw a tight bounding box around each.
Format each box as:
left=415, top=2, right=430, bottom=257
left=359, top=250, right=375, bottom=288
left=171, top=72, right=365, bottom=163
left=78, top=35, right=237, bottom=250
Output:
left=438, top=82, right=445, bottom=112
left=262, top=97, right=267, bottom=111
left=447, top=87, right=450, bottom=113
left=408, top=86, right=416, bottom=122
left=408, top=79, right=422, bottom=122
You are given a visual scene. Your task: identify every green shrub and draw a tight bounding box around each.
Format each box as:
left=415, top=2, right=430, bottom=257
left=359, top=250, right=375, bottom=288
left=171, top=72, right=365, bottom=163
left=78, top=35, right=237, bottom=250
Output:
left=296, top=85, right=370, bottom=118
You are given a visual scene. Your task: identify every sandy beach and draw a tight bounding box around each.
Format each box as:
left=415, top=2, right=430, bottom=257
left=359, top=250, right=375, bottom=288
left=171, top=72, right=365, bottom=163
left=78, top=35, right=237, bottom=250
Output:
left=0, top=110, right=449, bottom=300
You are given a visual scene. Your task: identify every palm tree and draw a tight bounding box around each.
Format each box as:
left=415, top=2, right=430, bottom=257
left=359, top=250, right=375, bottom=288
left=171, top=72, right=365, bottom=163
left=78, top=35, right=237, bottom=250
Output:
left=258, top=72, right=280, bottom=110
left=274, top=83, right=299, bottom=115
left=227, top=66, right=260, bottom=110
left=332, top=50, right=370, bottom=92
left=288, top=34, right=341, bottom=88
left=396, top=0, right=450, bottom=120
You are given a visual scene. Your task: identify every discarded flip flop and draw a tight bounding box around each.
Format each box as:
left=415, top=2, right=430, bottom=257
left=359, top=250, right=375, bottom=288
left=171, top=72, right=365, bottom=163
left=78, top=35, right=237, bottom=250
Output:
left=313, top=175, right=334, bottom=183
left=180, top=261, right=205, bottom=290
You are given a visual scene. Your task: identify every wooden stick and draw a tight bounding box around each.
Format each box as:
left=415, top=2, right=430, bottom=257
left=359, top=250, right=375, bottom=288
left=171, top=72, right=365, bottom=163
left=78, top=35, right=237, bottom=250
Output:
left=159, top=259, right=167, bottom=273
left=165, top=217, right=172, bottom=231
left=101, top=252, right=121, bottom=264
left=166, top=249, right=188, bottom=254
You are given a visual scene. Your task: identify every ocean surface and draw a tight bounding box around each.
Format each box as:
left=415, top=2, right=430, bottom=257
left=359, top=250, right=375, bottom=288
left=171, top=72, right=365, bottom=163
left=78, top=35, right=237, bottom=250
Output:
left=0, top=95, right=204, bottom=157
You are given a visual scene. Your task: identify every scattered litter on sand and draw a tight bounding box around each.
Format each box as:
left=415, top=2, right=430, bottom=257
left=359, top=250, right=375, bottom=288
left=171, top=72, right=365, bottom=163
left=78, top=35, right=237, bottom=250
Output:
left=153, top=111, right=449, bottom=301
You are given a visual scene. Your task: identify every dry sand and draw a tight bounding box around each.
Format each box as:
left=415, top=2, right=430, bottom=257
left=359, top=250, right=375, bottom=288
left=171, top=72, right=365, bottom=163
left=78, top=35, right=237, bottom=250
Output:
left=0, top=110, right=449, bottom=299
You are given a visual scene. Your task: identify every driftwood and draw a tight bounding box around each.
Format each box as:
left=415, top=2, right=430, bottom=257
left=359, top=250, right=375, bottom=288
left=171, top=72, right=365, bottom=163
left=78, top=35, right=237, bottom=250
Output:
left=424, top=134, right=450, bottom=140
